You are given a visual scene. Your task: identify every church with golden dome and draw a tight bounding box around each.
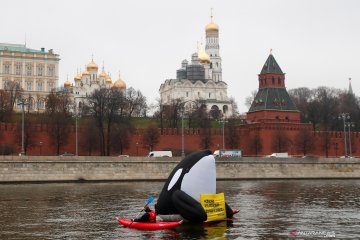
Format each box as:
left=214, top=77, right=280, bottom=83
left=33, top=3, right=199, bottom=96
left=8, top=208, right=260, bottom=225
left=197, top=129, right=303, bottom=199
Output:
left=159, top=13, right=232, bottom=117
left=64, top=58, right=126, bottom=105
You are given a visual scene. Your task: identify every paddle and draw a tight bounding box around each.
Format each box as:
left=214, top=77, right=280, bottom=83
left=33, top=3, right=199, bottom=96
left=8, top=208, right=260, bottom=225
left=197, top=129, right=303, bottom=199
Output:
left=129, top=197, right=155, bottom=227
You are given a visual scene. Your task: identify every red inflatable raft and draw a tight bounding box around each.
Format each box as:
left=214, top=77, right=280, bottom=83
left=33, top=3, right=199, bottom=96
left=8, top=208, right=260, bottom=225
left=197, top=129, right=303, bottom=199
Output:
left=117, top=218, right=182, bottom=230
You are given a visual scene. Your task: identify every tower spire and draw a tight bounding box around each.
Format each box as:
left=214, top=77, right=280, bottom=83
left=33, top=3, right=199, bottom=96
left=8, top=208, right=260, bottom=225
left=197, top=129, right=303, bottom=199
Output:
left=349, top=77, right=353, bottom=95
left=210, top=8, right=214, bottom=22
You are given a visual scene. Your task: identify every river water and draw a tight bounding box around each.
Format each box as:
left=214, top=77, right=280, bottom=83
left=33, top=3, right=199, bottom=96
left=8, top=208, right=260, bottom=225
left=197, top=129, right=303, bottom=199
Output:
left=0, top=180, right=359, bottom=239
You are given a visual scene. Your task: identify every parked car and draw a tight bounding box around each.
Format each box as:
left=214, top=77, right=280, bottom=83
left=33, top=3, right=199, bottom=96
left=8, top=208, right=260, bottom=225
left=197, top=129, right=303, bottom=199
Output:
left=148, top=151, right=172, bottom=157
left=265, top=152, right=289, bottom=158
left=60, top=152, right=75, bottom=156
left=118, top=155, right=129, bottom=158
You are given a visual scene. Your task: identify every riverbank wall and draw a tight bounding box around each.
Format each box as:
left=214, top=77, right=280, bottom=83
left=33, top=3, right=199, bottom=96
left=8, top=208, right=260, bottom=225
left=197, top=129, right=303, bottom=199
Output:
left=1, top=156, right=360, bottom=182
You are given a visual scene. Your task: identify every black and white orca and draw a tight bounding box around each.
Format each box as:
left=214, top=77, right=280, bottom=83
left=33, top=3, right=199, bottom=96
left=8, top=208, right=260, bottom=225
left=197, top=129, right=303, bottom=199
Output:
left=155, top=150, right=235, bottom=222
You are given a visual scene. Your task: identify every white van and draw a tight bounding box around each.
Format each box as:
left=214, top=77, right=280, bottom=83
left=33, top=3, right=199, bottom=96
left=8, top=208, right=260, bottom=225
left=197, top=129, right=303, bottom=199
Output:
left=148, top=151, right=173, bottom=157
left=266, top=152, right=289, bottom=158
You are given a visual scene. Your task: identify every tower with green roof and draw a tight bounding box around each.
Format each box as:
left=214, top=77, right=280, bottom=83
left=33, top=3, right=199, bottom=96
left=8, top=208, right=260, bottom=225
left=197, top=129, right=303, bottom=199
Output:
left=247, top=52, right=300, bottom=123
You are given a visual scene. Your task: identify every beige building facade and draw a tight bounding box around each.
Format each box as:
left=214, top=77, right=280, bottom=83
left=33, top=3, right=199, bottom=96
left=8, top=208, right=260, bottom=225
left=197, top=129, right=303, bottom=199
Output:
left=0, top=43, right=60, bottom=112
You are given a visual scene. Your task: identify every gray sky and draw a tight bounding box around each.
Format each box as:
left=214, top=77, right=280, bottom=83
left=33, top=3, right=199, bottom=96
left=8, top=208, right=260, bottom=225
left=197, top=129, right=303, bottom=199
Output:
left=2, top=0, right=360, bottom=113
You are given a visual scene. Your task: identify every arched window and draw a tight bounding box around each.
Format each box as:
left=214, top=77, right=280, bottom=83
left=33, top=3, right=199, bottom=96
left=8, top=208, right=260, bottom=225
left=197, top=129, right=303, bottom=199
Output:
left=272, top=77, right=275, bottom=84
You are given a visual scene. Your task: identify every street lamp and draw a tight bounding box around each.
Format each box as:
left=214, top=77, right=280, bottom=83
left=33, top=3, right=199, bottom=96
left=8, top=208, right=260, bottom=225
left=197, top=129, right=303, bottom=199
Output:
left=181, top=112, right=185, bottom=157
left=17, top=99, right=28, bottom=156
left=74, top=97, right=84, bottom=156
left=338, top=113, right=349, bottom=157
left=334, top=142, right=338, bottom=157
left=39, top=141, right=43, bottom=155
left=346, top=122, right=355, bottom=157
left=136, top=142, right=139, bottom=156
left=217, top=118, right=228, bottom=149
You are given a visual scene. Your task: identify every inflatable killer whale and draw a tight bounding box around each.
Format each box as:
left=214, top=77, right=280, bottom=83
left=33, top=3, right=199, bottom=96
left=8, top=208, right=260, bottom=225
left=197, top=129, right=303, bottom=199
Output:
left=155, top=150, right=235, bottom=222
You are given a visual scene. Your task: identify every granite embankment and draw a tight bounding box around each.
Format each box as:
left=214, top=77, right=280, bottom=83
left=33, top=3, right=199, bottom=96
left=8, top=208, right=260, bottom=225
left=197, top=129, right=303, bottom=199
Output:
left=1, top=156, right=360, bottom=182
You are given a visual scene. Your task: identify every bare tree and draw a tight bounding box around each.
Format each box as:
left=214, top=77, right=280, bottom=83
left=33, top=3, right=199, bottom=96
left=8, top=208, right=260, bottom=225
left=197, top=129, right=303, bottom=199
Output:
left=288, top=87, right=312, bottom=122
left=45, top=90, right=72, bottom=155
left=196, top=103, right=213, bottom=149
left=15, top=115, right=37, bottom=155
left=80, top=119, right=100, bottom=156
left=229, top=97, right=239, bottom=116
left=225, top=119, right=240, bottom=149
left=0, top=90, right=12, bottom=122
left=321, top=131, right=331, bottom=158
left=295, top=128, right=314, bottom=156
left=245, top=90, right=258, bottom=109
left=110, top=119, right=132, bottom=154
left=142, top=123, right=160, bottom=151
left=209, top=105, right=221, bottom=120
left=4, top=80, right=22, bottom=110
left=271, top=126, right=290, bottom=153
left=126, top=87, right=147, bottom=117
left=249, top=128, right=262, bottom=156
left=86, top=88, right=126, bottom=156
left=153, top=98, right=165, bottom=133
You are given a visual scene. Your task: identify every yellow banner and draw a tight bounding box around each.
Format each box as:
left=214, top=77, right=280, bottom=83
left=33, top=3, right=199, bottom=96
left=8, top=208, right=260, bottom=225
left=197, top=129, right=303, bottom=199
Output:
left=200, top=193, right=226, bottom=222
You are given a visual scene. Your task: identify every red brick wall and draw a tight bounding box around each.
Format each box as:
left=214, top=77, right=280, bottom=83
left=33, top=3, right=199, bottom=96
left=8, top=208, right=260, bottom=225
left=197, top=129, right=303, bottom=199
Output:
left=1, top=123, right=359, bottom=157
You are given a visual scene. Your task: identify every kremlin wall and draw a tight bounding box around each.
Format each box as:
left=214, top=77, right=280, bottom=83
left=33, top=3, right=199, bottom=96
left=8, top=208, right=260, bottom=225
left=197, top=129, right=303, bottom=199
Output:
left=0, top=122, right=359, bottom=157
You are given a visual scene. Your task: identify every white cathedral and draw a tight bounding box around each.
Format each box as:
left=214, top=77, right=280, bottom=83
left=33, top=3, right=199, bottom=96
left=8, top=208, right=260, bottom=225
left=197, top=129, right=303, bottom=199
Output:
left=64, top=59, right=126, bottom=108
left=159, top=15, right=232, bottom=117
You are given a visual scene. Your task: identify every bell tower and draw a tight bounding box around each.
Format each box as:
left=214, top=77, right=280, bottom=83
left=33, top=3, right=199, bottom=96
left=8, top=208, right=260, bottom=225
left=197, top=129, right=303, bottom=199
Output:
left=205, top=9, right=222, bottom=82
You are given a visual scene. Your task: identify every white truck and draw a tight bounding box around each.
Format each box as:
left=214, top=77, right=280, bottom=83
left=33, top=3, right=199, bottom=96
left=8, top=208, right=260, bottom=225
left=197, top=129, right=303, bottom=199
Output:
left=148, top=151, right=173, bottom=157
left=266, top=152, right=289, bottom=158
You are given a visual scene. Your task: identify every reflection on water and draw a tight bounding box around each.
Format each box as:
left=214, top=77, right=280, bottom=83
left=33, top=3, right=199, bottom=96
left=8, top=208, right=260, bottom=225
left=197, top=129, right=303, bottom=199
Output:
left=0, top=180, right=360, bottom=239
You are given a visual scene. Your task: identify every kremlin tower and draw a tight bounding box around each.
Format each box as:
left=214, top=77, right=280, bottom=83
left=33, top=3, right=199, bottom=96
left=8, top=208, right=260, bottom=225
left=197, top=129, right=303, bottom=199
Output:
left=247, top=52, right=300, bottom=123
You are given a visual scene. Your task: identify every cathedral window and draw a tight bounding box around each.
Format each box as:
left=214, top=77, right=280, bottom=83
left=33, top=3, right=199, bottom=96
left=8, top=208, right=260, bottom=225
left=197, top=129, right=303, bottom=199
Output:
left=272, top=77, right=275, bottom=84
left=209, top=93, right=211, bottom=98
left=278, top=77, right=281, bottom=84
left=186, top=92, right=189, bottom=97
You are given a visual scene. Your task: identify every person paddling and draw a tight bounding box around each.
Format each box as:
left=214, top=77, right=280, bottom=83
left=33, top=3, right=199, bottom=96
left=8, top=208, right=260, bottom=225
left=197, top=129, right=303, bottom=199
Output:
left=133, top=206, right=156, bottom=223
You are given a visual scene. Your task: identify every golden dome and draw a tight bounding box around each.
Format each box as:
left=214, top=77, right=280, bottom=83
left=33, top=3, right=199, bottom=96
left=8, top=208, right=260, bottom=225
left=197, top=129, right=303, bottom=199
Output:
left=99, top=69, right=107, bottom=78
left=74, top=73, right=82, bottom=81
left=106, top=75, right=112, bottom=83
left=113, top=78, right=126, bottom=89
left=82, top=69, right=90, bottom=75
left=205, top=22, right=219, bottom=32
left=64, top=80, right=71, bottom=87
left=87, top=60, right=98, bottom=71
left=198, top=46, right=210, bottom=64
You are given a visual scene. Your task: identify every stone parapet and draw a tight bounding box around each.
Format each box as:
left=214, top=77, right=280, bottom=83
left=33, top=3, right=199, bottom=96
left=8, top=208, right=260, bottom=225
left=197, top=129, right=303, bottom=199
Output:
left=1, top=156, right=360, bottom=182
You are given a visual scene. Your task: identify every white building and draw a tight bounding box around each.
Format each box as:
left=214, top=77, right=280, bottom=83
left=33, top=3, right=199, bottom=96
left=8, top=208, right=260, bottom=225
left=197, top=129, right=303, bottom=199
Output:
left=159, top=15, right=232, bottom=117
left=64, top=59, right=126, bottom=107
